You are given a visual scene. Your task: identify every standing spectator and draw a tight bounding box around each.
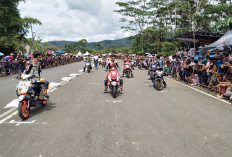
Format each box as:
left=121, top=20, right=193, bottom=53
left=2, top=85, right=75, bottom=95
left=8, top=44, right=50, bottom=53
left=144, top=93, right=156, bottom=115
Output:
left=93, top=53, right=99, bottom=70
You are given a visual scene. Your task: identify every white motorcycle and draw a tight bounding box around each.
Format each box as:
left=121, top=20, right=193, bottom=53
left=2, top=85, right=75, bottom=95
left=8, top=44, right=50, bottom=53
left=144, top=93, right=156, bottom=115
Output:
left=16, top=74, right=49, bottom=120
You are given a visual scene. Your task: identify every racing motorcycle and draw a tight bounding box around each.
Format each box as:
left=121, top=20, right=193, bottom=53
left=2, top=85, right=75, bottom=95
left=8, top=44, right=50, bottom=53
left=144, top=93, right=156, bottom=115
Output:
left=123, top=63, right=133, bottom=78
left=84, top=62, right=92, bottom=73
left=16, top=74, right=49, bottom=120
left=105, top=67, right=122, bottom=98
left=153, top=68, right=165, bottom=91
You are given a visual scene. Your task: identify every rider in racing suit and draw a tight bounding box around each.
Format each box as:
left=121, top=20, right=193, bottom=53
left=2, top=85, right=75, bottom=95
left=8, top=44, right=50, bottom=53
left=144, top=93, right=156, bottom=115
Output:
left=25, top=52, right=49, bottom=100
left=104, top=56, right=123, bottom=93
left=122, top=55, right=133, bottom=77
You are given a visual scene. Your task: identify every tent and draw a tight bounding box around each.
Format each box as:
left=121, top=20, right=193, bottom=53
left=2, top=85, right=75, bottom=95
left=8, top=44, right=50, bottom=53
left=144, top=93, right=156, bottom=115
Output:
left=55, top=51, right=65, bottom=55
left=200, top=30, right=232, bottom=55
left=77, top=51, right=83, bottom=57
left=84, top=51, right=90, bottom=56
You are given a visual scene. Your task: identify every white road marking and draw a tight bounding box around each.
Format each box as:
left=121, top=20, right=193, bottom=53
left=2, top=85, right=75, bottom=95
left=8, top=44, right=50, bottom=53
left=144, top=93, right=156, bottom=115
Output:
left=88, top=83, right=100, bottom=85
left=49, top=82, right=61, bottom=90
left=166, top=77, right=231, bottom=104
left=160, top=90, right=168, bottom=93
left=48, top=88, right=57, bottom=93
left=0, top=108, right=16, bottom=118
left=9, top=120, right=36, bottom=126
left=4, top=99, right=19, bottom=108
left=61, top=77, right=73, bottom=82
left=69, top=73, right=79, bottom=78
left=105, top=100, right=122, bottom=103
left=0, top=111, right=18, bottom=125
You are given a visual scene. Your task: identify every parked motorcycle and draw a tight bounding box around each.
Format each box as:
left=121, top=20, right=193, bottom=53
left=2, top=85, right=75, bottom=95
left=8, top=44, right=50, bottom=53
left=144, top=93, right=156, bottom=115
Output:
left=16, top=74, right=49, bottom=120
left=105, top=67, right=122, bottom=98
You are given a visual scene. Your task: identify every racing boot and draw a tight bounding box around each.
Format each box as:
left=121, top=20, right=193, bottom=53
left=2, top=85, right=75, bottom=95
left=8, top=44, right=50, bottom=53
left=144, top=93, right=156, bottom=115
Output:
left=104, top=86, right=108, bottom=93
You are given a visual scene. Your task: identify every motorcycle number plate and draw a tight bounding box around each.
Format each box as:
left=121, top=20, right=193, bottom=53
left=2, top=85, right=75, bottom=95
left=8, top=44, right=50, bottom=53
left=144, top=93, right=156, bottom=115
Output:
left=111, top=82, right=117, bottom=86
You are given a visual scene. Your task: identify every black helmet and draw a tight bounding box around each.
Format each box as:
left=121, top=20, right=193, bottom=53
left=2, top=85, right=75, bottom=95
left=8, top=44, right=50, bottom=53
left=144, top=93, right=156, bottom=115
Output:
left=33, top=51, right=42, bottom=58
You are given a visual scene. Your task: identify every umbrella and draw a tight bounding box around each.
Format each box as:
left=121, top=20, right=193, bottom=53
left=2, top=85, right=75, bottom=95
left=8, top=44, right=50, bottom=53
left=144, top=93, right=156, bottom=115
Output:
left=25, top=54, right=34, bottom=58
left=0, top=52, right=4, bottom=56
left=55, top=51, right=65, bottom=55
left=4, top=56, right=13, bottom=61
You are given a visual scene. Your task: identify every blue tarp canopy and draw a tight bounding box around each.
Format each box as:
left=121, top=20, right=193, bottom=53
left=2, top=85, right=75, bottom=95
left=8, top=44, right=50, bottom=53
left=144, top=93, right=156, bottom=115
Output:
left=55, top=51, right=65, bottom=55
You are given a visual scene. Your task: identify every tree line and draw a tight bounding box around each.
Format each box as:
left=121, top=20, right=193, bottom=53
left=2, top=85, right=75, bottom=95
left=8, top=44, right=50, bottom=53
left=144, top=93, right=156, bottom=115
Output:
left=114, top=0, right=232, bottom=55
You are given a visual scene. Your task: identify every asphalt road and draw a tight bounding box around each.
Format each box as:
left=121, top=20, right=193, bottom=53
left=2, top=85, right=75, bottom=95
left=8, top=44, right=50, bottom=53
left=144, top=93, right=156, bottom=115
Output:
left=0, top=61, right=232, bottom=157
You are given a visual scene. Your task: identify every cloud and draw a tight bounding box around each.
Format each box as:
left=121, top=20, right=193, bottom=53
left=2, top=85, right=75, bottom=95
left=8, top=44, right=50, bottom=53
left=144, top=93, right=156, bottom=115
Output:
left=18, top=0, right=129, bottom=42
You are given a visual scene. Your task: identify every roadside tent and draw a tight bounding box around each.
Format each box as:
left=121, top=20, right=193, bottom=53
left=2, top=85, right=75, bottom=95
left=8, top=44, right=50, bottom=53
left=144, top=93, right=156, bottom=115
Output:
left=200, top=30, right=232, bottom=55
left=77, top=51, right=83, bottom=57
left=84, top=51, right=90, bottom=56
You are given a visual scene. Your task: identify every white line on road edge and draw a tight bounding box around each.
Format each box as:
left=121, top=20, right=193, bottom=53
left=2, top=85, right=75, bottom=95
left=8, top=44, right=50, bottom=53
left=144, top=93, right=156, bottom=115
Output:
left=69, top=73, right=79, bottom=78
left=0, top=108, right=16, bottom=118
left=166, top=77, right=231, bottom=105
left=61, top=77, right=73, bottom=82
left=0, top=111, right=18, bottom=125
left=4, top=99, right=19, bottom=108
left=48, top=88, right=57, bottom=93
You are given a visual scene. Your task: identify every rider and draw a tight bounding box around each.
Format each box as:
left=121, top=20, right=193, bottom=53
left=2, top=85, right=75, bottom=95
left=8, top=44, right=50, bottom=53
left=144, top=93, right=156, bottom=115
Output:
left=25, top=51, right=49, bottom=100
left=123, top=55, right=133, bottom=77
left=83, top=54, right=92, bottom=72
left=104, top=56, right=123, bottom=93
left=156, top=55, right=167, bottom=88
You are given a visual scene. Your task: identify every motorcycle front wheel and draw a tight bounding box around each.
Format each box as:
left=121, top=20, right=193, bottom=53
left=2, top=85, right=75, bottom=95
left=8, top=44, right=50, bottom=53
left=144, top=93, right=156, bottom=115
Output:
left=156, top=81, right=163, bottom=91
left=18, top=100, right=30, bottom=120
left=112, top=86, right=117, bottom=98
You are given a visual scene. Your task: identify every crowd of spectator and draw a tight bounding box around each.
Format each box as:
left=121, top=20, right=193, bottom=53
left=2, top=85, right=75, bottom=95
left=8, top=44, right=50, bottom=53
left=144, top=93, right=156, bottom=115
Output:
left=166, top=48, right=232, bottom=101
left=0, top=54, right=82, bottom=77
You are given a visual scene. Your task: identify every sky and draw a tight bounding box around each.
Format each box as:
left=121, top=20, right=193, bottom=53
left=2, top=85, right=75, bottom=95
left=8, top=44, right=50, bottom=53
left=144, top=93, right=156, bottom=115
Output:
left=18, top=0, right=130, bottom=42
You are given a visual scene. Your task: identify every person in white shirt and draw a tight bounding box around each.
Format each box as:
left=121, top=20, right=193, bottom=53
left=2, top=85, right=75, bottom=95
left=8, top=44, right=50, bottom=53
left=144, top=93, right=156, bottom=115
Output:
left=93, top=53, right=99, bottom=70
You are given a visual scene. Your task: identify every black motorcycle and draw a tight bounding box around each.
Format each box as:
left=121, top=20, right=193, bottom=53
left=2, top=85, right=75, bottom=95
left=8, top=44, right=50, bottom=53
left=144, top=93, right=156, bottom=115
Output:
left=153, top=68, right=165, bottom=91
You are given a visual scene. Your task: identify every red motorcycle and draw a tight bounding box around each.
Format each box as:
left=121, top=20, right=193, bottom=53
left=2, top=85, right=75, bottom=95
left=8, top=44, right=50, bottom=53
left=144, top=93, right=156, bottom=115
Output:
left=105, top=67, right=122, bottom=98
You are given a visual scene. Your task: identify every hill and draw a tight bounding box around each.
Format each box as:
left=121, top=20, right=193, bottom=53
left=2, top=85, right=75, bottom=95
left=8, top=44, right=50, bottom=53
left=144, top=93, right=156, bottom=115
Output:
left=44, top=38, right=132, bottom=50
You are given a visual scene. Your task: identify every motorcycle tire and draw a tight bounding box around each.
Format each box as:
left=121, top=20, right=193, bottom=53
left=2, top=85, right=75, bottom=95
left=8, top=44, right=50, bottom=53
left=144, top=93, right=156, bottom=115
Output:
left=112, top=86, right=117, bottom=98
left=156, top=81, right=163, bottom=91
left=18, top=100, right=30, bottom=120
